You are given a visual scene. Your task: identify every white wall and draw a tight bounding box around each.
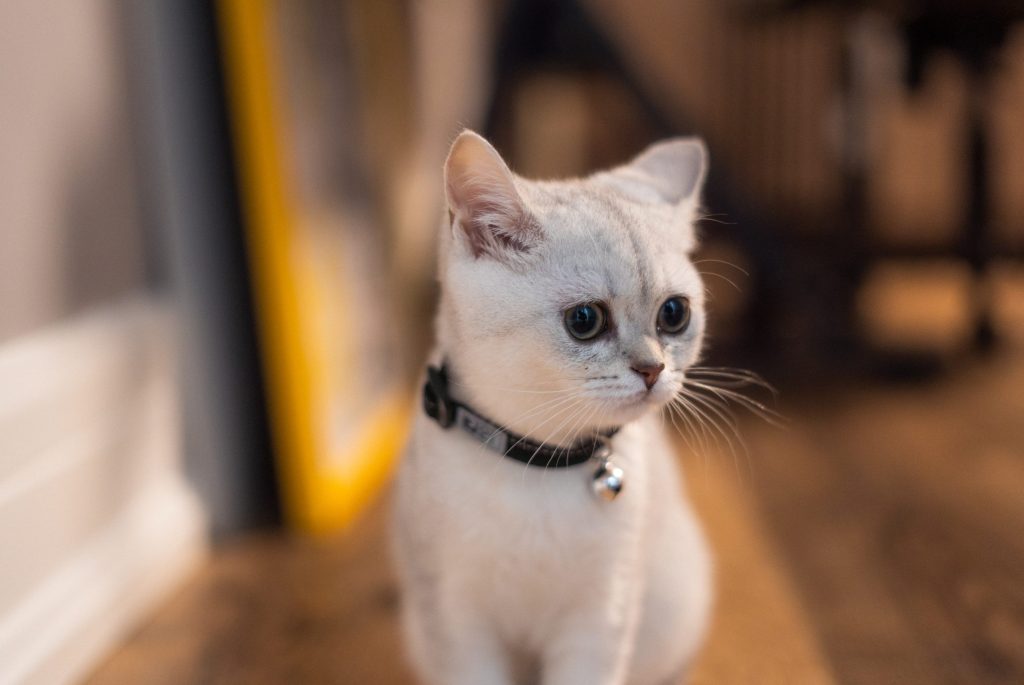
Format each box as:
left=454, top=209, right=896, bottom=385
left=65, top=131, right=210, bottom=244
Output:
left=0, top=3, right=206, bottom=683
left=0, top=0, right=147, bottom=343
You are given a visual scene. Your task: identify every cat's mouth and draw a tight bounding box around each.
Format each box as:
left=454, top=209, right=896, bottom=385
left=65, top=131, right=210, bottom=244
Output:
left=603, top=386, right=666, bottom=412
left=584, top=376, right=680, bottom=420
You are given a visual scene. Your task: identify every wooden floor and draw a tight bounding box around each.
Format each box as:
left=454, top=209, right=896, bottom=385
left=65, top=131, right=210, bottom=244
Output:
left=748, top=351, right=1024, bottom=685
left=86, top=350, right=1024, bottom=684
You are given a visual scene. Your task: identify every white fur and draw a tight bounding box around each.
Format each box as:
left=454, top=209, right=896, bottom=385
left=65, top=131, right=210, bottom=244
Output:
left=394, top=131, right=713, bottom=685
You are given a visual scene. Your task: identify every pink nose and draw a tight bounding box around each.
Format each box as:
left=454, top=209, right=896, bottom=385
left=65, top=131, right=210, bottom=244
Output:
left=630, top=362, right=664, bottom=389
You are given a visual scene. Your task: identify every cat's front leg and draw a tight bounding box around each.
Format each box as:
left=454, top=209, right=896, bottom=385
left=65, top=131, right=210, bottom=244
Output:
left=540, top=594, right=643, bottom=685
left=414, top=635, right=516, bottom=685
left=437, top=635, right=516, bottom=685
left=405, top=608, right=515, bottom=685
left=540, top=626, right=636, bottom=685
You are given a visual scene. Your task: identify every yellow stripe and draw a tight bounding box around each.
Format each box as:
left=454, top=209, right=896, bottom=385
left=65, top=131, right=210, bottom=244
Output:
left=217, top=0, right=408, bottom=534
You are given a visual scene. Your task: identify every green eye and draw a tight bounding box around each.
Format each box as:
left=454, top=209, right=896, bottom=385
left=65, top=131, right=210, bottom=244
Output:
left=564, top=303, right=607, bottom=341
left=658, top=296, right=691, bottom=334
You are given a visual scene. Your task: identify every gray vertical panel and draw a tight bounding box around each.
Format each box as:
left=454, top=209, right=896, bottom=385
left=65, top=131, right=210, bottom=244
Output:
left=128, top=1, right=279, bottom=534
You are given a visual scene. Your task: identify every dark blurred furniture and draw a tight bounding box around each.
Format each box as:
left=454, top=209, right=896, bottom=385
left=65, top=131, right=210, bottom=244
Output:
left=756, top=0, right=1024, bottom=367
left=485, top=0, right=1024, bottom=380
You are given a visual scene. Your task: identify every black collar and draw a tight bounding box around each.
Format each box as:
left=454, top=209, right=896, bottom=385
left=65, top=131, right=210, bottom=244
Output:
left=422, top=364, right=618, bottom=468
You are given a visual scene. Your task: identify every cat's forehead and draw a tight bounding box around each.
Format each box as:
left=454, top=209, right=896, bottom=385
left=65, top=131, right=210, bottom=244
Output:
left=521, top=179, right=697, bottom=301
left=525, top=179, right=681, bottom=242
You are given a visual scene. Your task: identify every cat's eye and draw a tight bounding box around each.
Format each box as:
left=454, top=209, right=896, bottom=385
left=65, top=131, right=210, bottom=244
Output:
left=658, top=296, right=691, bottom=334
left=563, top=303, right=607, bottom=341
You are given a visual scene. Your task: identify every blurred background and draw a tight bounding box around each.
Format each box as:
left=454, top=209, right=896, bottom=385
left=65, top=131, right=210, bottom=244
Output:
left=2, top=0, right=1024, bottom=683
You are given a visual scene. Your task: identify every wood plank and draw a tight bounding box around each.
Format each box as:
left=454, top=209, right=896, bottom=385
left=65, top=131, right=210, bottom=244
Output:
left=687, top=449, right=837, bottom=684
left=747, top=353, right=1024, bottom=684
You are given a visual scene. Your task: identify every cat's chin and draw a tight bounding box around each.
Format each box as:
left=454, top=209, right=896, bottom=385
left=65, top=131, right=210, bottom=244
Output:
left=598, top=390, right=668, bottom=425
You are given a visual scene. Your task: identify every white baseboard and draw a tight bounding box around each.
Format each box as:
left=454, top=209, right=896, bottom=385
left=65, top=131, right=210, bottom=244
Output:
left=0, top=476, right=206, bottom=685
left=0, top=298, right=208, bottom=685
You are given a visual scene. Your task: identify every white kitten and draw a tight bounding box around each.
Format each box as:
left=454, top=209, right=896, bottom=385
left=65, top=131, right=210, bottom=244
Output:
left=393, top=131, right=713, bottom=685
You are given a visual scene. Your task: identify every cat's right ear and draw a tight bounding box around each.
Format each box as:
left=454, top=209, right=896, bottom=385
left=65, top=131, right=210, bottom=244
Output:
left=444, top=130, right=541, bottom=261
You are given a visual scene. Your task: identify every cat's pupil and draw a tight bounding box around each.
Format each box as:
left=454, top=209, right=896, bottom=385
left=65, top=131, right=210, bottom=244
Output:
left=658, top=297, right=690, bottom=334
left=564, top=303, right=606, bottom=341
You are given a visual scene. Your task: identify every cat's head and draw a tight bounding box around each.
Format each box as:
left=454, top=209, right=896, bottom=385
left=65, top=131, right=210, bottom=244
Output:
left=437, top=130, right=707, bottom=442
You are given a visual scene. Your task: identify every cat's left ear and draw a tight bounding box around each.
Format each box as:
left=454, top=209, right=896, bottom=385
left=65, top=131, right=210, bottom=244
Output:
left=444, top=130, right=541, bottom=262
left=622, top=137, right=704, bottom=204
left=619, top=137, right=708, bottom=207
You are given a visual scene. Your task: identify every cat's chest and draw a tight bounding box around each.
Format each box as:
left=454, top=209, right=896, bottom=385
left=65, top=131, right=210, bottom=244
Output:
left=425, top=421, right=652, bottom=560
left=432, top=428, right=652, bottom=629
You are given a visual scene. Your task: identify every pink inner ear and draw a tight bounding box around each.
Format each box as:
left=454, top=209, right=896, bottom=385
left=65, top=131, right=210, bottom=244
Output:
left=458, top=199, right=539, bottom=259
left=445, top=133, right=541, bottom=259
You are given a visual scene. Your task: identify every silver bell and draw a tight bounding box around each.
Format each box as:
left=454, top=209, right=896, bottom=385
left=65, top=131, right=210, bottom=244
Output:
left=591, top=458, right=625, bottom=501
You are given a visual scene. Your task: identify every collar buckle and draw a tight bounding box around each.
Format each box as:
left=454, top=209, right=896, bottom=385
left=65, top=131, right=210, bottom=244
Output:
left=423, top=365, right=455, bottom=428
